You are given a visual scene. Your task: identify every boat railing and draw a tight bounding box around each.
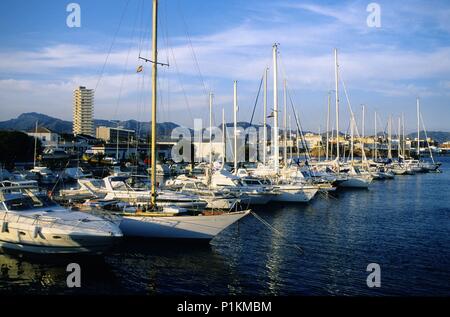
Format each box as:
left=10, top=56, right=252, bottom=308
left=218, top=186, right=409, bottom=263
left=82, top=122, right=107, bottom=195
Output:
left=0, top=210, right=115, bottom=232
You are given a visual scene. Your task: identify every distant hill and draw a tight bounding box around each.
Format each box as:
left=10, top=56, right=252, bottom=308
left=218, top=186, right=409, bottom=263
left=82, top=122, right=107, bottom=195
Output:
left=0, top=112, right=73, bottom=133
left=316, top=130, right=450, bottom=144
left=2, top=113, right=449, bottom=144
left=0, top=113, right=180, bottom=138
left=406, top=131, right=450, bottom=144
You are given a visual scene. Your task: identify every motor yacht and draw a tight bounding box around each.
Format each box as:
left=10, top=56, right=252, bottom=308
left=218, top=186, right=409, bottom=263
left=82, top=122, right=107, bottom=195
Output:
left=0, top=185, right=122, bottom=254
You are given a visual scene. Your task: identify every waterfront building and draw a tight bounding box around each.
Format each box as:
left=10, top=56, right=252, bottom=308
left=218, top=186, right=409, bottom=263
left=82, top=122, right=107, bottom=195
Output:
left=90, top=141, right=175, bottom=161
left=73, top=86, right=94, bottom=136
left=26, top=126, right=60, bottom=147
left=96, top=126, right=136, bottom=144
left=298, top=133, right=322, bottom=150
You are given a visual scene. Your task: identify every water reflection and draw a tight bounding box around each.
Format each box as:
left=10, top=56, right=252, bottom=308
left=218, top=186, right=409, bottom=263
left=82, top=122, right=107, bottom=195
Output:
left=1, top=158, right=450, bottom=295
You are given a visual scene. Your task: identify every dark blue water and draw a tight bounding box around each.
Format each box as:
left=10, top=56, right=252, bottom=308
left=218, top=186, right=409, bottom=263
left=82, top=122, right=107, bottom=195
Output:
left=1, top=157, right=449, bottom=295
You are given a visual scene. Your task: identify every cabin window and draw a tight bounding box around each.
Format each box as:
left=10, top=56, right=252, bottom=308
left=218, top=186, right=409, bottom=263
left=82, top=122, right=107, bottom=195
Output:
left=185, top=183, right=195, bottom=189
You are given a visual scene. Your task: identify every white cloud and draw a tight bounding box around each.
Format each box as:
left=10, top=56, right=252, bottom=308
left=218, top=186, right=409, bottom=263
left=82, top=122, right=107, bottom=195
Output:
left=1, top=0, right=450, bottom=130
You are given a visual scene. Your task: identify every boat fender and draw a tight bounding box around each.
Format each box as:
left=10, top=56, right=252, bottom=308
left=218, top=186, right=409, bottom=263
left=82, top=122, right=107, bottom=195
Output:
left=34, top=226, right=42, bottom=238
left=1, top=221, right=8, bottom=233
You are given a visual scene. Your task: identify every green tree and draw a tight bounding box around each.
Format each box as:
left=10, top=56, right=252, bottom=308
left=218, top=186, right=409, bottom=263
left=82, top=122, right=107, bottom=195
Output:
left=0, top=131, right=42, bottom=168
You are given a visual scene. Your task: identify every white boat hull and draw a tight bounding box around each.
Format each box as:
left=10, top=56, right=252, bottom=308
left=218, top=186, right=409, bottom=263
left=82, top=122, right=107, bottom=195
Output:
left=203, top=197, right=238, bottom=209
left=119, top=210, right=250, bottom=240
left=391, top=168, right=407, bottom=175
left=244, top=193, right=274, bottom=205
left=271, top=186, right=318, bottom=202
left=0, top=235, right=118, bottom=254
left=0, top=207, right=122, bottom=254
left=0, top=225, right=120, bottom=254
left=338, top=177, right=371, bottom=188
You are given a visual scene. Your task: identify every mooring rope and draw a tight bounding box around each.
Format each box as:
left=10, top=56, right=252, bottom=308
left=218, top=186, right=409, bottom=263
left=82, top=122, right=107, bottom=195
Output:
left=250, top=211, right=304, bottom=255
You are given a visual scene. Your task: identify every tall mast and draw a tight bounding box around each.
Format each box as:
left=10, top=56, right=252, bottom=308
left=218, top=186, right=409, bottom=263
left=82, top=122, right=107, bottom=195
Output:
left=362, top=105, right=365, bottom=138
left=334, top=48, right=340, bottom=164
left=361, top=104, right=365, bottom=159
left=318, top=125, right=322, bottom=162
left=402, top=112, right=405, bottom=158
left=33, top=121, right=38, bottom=168
left=127, top=131, right=130, bottom=160
left=330, top=127, right=334, bottom=159
left=289, top=115, right=292, bottom=162
left=209, top=92, right=213, bottom=165
left=374, top=111, right=377, bottom=161
left=233, top=80, right=238, bottom=173
left=150, top=0, right=158, bottom=206
left=326, top=92, right=330, bottom=161
left=263, top=67, right=268, bottom=165
left=416, top=97, right=420, bottom=157
left=283, top=79, right=287, bottom=167
left=388, top=115, right=392, bottom=159
left=350, top=115, right=354, bottom=163
left=222, top=107, right=225, bottom=164
left=273, top=44, right=279, bottom=173
left=397, top=116, right=401, bottom=159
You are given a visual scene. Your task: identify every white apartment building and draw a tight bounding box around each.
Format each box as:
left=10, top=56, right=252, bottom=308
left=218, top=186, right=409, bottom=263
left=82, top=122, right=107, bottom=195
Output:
left=73, top=86, right=94, bottom=136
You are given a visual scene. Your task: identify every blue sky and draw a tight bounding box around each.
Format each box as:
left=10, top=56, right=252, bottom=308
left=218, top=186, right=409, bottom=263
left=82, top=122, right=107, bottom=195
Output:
left=0, top=0, right=449, bottom=133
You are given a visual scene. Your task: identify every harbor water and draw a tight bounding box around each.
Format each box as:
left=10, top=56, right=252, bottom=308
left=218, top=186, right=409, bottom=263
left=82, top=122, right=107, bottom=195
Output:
left=1, top=157, right=449, bottom=296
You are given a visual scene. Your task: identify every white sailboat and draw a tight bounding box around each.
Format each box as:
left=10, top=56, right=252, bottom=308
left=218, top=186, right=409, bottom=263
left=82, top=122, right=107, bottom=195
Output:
left=416, top=98, right=441, bottom=172
left=331, top=48, right=371, bottom=189
left=257, top=44, right=318, bottom=202
left=107, top=0, right=249, bottom=240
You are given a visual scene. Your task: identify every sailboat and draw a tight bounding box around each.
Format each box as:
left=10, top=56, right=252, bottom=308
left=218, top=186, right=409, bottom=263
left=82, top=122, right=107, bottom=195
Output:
left=102, top=0, right=249, bottom=240
left=415, top=98, right=441, bottom=172
left=331, top=49, right=371, bottom=189
left=262, top=44, right=318, bottom=202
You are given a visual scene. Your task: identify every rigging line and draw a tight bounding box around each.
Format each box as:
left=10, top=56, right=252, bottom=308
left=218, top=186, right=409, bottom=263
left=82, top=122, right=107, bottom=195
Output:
left=249, top=72, right=264, bottom=125
left=112, top=0, right=142, bottom=123
left=250, top=211, right=304, bottom=255
left=167, top=38, right=194, bottom=123
left=176, top=0, right=209, bottom=98
left=137, top=0, right=146, bottom=57
left=420, top=113, right=435, bottom=163
left=160, top=0, right=172, bottom=125
left=340, top=75, right=369, bottom=163
left=161, top=2, right=169, bottom=126
left=376, top=112, right=387, bottom=139
left=94, top=0, right=132, bottom=92
left=278, top=52, right=312, bottom=162
left=287, top=88, right=311, bottom=161
left=134, top=73, right=141, bottom=166
left=162, top=1, right=195, bottom=123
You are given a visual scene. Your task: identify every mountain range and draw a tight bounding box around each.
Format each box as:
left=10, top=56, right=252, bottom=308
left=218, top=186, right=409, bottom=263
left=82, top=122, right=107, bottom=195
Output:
left=1, top=112, right=449, bottom=144
left=0, top=112, right=178, bottom=138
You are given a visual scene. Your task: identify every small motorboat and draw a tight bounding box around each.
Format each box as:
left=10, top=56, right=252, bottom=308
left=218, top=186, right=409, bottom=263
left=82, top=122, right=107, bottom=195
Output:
left=0, top=185, right=122, bottom=254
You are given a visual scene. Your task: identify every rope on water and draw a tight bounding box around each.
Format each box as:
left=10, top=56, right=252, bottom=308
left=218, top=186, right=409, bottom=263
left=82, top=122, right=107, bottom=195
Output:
left=250, top=211, right=304, bottom=255
left=318, top=190, right=339, bottom=200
